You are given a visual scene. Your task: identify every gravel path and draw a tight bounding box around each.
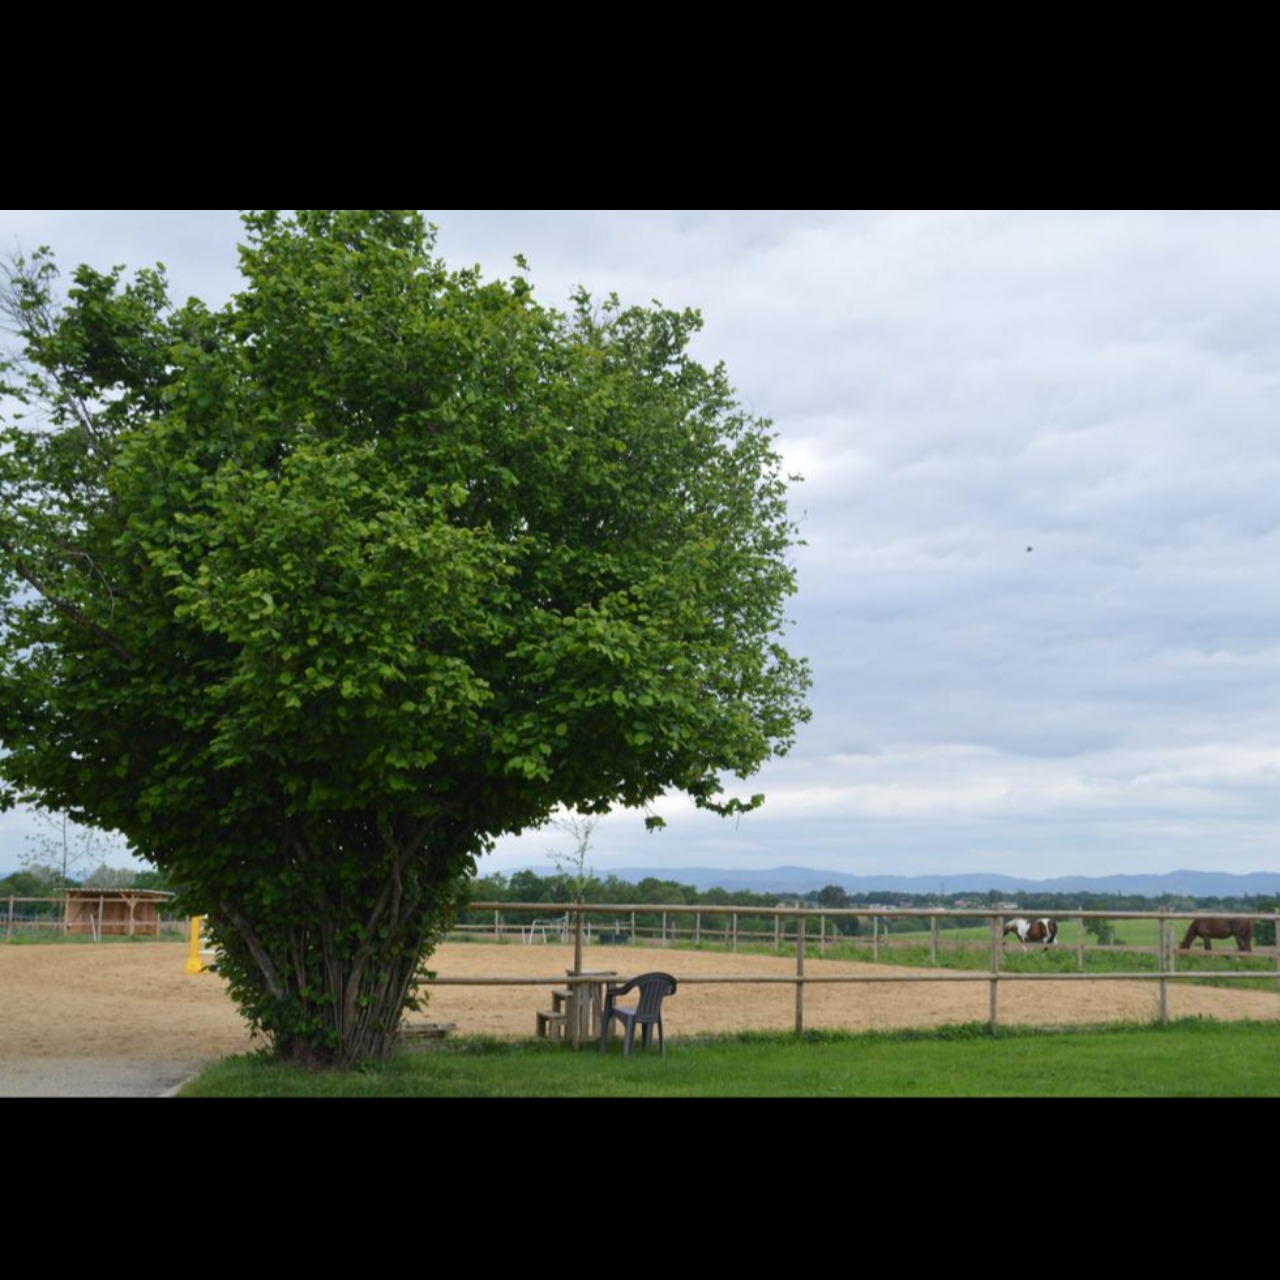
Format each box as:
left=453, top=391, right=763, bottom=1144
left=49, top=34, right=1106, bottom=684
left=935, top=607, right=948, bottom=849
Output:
left=0, top=1058, right=208, bottom=1097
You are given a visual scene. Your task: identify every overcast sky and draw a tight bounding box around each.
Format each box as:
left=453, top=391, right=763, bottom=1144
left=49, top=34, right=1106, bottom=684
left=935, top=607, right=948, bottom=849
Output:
left=2, top=209, right=1279, bottom=884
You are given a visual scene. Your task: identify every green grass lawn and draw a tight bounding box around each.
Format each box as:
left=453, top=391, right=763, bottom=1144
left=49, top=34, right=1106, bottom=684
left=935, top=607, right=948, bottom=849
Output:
left=1, top=930, right=188, bottom=945
left=178, top=1018, right=1280, bottom=1097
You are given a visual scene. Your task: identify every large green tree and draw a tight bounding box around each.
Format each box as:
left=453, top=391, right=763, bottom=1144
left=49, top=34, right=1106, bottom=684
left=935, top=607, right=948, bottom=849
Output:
left=0, top=210, right=810, bottom=1065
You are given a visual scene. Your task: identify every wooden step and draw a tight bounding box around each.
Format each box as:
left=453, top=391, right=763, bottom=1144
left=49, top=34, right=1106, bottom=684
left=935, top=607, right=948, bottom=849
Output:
left=398, top=1022, right=457, bottom=1051
left=536, top=1009, right=567, bottom=1039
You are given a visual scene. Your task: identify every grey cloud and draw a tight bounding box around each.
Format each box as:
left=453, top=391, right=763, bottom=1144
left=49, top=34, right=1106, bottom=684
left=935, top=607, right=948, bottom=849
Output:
left=4, top=211, right=1280, bottom=883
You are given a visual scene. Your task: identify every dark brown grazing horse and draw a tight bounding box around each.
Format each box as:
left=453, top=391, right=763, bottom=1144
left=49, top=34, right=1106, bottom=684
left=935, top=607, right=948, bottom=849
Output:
left=1180, top=917, right=1252, bottom=952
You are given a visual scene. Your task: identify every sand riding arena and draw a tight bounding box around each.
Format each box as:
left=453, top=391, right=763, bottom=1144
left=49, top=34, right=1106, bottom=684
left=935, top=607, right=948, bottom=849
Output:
left=2, top=940, right=1278, bottom=1067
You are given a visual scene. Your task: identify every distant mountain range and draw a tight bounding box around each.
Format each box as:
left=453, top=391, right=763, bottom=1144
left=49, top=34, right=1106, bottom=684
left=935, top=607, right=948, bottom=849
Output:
left=589, top=866, right=1280, bottom=897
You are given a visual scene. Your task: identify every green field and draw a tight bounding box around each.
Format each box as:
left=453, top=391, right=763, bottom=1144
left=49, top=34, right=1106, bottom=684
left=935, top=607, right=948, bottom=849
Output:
left=178, top=1018, right=1280, bottom=1097
left=884, top=918, right=1182, bottom=947
left=1, top=929, right=189, bottom=945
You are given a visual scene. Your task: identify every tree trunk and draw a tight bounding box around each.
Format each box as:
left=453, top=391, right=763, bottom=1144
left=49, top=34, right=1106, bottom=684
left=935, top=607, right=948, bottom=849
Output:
left=206, top=828, right=473, bottom=1067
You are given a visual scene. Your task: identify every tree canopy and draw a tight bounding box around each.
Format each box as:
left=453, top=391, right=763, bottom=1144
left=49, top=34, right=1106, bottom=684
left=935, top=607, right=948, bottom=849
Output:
left=0, top=210, right=810, bottom=1064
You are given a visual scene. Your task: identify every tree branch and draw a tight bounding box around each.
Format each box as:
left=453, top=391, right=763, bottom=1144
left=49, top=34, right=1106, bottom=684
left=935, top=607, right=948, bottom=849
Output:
left=0, top=536, right=134, bottom=664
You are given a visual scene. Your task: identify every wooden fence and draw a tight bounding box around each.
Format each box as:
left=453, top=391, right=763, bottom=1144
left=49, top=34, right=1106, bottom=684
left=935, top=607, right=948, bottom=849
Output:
left=428, top=903, right=1280, bottom=1043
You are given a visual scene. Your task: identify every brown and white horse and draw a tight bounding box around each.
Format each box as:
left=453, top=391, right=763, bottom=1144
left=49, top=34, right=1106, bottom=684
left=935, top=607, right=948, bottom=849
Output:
left=1003, top=917, right=1058, bottom=949
left=1180, top=917, right=1252, bottom=952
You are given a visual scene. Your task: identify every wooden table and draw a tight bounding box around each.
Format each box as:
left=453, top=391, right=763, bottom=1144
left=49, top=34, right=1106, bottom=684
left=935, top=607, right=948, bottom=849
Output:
left=565, top=969, right=616, bottom=1044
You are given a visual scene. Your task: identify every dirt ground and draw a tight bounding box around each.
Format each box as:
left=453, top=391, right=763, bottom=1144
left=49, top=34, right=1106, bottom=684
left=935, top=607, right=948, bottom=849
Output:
left=2, top=939, right=1276, bottom=1095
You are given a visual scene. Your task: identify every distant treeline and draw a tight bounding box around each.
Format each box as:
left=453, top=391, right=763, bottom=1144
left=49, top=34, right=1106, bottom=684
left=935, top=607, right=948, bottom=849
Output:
left=463, top=869, right=1280, bottom=939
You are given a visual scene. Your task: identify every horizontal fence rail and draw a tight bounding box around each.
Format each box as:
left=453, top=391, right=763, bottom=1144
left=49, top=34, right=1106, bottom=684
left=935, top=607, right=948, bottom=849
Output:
left=421, top=903, right=1280, bottom=1042
left=8, top=897, right=1274, bottom=1039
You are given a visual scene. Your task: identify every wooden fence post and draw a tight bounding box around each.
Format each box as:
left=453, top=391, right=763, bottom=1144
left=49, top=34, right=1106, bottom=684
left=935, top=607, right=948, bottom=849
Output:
left=930, top=914, right=939, bottom=965
left=989, top=916, right=1000, bottom=1032
left=1157, top=913, right=1168, bottom=1024
left=570, top=908, right=586, bottom=1049
left=795, top=912, right=806, bottom=1036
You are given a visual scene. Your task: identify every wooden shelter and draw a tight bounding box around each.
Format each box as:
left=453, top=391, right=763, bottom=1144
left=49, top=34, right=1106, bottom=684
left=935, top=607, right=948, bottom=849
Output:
left=63, top=889, right=176, bottom=938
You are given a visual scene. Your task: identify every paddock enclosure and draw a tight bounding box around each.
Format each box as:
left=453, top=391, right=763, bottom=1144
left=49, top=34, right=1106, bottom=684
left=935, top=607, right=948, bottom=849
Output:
left=1, top=937, right=1277, bottom=1065
left=4, top=892, right=182, bottom=940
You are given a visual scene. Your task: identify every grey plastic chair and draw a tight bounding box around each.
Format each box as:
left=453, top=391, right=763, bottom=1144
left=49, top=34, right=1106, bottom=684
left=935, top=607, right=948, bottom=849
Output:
left=598, top=972, right=677, bottom=1057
